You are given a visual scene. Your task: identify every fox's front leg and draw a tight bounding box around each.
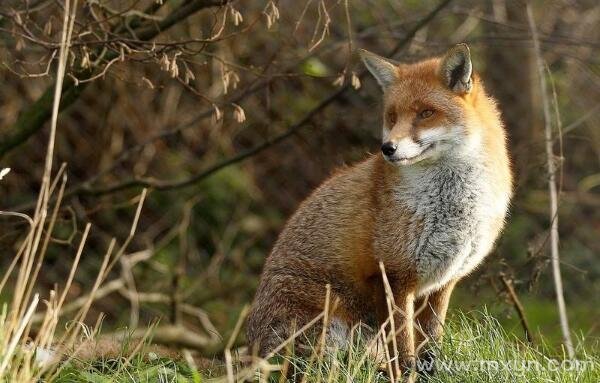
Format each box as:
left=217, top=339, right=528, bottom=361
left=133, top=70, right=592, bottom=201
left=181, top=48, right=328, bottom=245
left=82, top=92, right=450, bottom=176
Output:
left=413, top=280, right=457, bottom=374
left=387, top=291, right=416, bottom=382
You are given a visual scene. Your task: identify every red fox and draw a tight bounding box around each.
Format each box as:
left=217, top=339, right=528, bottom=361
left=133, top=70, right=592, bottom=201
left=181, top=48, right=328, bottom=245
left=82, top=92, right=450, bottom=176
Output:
left=246, top=44, right=512, bottom=378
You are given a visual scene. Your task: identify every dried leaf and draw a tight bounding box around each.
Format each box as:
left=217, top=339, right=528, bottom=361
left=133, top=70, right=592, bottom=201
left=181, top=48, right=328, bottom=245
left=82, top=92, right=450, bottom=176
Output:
left=232, top=104, right=246, bottom=123
left=159, top=54, right=170, bottom=72
left=351, top=71, right=361, bottom=89
left=142, top=77, right=154, bottom=89
left=263, top=1, right=279, bottom=29
left=81, top=48, right=90, bottom=69
left=169, top=59, right=179, bottom=78
left=230, top=6, right=243, bottom=26
left=213, top=104, right=222, bottom=122
left=44, top=19, right=53, bottom=36
left=332, top=74, right=344, bottom=87
left=184, top=65, right=195, bottom=84
left=0, top=168, right=11, bottom=181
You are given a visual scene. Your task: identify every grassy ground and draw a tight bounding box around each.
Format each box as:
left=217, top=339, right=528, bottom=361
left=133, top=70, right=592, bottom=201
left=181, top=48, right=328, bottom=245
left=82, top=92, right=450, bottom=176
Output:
left=452, top=287, right=600, bottom=349
left=53, top=357, right=199, bottom=383
left=47, top=310, right=598, bottom=382
left=420, top=311, right=598, bottom=383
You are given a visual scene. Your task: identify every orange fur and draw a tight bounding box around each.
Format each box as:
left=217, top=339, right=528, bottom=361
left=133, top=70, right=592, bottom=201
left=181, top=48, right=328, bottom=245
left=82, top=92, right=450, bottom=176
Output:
left=247, top=45, right=512, bottom=381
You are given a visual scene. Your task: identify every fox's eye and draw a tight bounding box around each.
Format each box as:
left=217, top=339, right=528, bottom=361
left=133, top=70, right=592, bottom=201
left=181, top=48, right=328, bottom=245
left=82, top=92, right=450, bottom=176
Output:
left=419, top=109, right=434, bottom=119
left=386, top=110, right=397, bottom=125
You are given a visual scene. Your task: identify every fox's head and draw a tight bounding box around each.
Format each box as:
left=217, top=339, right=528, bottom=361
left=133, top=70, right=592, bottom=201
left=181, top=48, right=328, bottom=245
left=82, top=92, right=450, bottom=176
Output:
left=360, top=44, right=486, bottom=166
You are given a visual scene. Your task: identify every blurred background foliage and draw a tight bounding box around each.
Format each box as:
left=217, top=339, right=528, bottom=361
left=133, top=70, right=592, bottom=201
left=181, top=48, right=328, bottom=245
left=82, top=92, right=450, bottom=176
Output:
left=0, top=0, right=598, bottom=355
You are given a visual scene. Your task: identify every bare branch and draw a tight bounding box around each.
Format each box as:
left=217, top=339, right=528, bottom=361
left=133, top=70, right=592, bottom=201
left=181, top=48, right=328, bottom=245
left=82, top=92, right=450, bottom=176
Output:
left=526, top=2, right=574, bottom=359
left=49, top=0, right=455, bottom=198
left=500, top=274, right=535, bottom=345
left=0, top=0, right=229, bottom=160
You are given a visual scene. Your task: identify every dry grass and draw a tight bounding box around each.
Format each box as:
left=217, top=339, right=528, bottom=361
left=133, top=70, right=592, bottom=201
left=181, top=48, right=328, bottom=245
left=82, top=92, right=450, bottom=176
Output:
left=0, top=1, right=148, bottom=380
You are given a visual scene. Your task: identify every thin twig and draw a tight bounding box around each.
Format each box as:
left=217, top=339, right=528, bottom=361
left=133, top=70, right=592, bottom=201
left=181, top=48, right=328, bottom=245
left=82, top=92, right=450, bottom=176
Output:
left=500, top=274, right=535, bottom=345
left=526, top=2, right=574, bottom=359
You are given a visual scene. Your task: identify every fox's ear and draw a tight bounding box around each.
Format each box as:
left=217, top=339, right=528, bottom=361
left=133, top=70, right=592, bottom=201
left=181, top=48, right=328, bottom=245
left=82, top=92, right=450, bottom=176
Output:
left=359, top=49, right=398, bottom=90
left=440, top=43, right=473, bottom=94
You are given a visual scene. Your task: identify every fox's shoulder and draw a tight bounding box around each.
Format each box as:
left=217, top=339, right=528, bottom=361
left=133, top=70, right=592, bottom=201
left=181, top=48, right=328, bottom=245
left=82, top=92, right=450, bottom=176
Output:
left=313, top=153, right=387, bottom=194
left=287, top=154, right=385, bottom=218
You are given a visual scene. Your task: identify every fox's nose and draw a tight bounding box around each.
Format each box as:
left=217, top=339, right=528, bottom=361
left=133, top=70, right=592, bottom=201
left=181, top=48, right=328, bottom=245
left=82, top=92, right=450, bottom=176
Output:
left=381, top=141, right=397, bottom=156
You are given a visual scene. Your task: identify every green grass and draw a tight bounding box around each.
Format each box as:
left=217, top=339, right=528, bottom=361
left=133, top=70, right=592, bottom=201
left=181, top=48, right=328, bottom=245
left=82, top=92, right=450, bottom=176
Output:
left=452, top=287, right=600, bottom=349
left=54, top=357, right=198, bottom=383
left=426, top=311, right=599, bottom=383
left=257, top=310, right=599, bottom=383
left=50, top=310, right=599, bottom=382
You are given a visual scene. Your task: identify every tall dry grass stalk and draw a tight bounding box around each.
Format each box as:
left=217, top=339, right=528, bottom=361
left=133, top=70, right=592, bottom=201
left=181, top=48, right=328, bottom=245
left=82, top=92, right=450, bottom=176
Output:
left=0, top=1, right=148, bottom=381
left=0, top=0, right=78, bottom=379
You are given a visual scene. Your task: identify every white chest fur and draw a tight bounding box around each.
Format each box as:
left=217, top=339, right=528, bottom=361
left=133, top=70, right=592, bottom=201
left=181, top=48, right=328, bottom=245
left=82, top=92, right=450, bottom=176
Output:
left=395, top=159, right=509, bottom=296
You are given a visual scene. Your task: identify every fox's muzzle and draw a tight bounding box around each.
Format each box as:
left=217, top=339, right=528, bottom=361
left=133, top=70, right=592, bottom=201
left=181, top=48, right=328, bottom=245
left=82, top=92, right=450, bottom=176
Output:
left=381, top=136, right=434, bottom=164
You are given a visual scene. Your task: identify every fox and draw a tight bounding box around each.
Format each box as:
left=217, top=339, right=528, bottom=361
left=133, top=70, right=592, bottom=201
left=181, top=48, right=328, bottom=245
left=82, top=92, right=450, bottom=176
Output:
left=246, top=44, right=512, bottom=379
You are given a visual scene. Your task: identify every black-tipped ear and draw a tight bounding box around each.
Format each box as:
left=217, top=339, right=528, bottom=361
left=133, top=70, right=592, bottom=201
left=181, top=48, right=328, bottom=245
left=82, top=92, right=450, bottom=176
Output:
left=359, top=49, right=398, bottom=90
left=439, top=43, right=473, bottom=94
